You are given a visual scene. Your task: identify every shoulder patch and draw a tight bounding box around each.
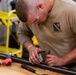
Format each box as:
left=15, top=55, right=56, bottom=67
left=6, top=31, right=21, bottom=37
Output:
left=53, top=22, right=62, bottom=32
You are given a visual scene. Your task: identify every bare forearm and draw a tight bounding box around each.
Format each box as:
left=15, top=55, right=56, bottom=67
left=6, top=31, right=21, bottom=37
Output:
left=23, top=40, right=35, bottom=52
left=62, top=48, right=76, bottom=65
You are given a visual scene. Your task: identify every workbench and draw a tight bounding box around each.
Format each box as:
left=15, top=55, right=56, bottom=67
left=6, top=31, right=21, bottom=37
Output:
left=0, top=60, right=64, bottom=75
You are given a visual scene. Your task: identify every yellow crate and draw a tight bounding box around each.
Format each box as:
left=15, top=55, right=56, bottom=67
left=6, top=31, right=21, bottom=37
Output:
left=0, top=11, right=19, bottom=26
left=0, top=46, right=22, bottom=57
left=0, top=10, right=22, bottom=58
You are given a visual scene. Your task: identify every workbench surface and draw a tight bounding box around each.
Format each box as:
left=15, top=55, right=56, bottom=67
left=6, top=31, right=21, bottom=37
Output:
left=0, top=61, right=64, bottom=75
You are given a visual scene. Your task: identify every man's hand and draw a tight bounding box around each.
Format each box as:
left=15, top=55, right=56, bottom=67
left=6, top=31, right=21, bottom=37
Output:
left=28, top=45, right=43, bottom=64
left=45, top=54, right=65, bottom=67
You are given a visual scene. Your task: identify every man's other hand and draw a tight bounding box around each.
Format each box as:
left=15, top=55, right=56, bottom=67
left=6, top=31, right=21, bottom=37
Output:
left=45, top=54, right=65, bottom=67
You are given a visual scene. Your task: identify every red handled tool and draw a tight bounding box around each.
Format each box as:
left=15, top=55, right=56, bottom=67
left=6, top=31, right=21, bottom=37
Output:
left=0, top=52, right=12, bottom=65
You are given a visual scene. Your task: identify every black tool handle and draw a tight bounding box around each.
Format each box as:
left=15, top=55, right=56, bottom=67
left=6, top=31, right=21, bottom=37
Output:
left=21, top=64, right=36, bottom=73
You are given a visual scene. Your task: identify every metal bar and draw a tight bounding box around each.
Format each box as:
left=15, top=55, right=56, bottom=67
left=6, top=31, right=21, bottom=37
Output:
left=0, top=53, right=76, bottom=75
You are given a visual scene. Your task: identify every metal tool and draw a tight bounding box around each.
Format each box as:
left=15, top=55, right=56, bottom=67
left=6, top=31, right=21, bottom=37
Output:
left=21, top=64, right=49, bottom=75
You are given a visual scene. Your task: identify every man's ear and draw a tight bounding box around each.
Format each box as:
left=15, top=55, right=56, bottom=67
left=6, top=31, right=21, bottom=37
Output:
left=37, top=3, right=44, bottom=9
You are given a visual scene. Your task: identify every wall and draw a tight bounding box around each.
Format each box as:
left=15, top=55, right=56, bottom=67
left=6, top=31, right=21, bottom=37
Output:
left=0, top=0, right=13, bottom=12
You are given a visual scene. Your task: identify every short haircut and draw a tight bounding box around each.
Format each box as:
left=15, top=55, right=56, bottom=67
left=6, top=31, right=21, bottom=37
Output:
left=16, top=0, right=28, bottom=22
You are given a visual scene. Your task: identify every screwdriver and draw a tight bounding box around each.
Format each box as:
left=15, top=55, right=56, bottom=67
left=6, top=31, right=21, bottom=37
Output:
left=21, top=64, right=49, bottom=75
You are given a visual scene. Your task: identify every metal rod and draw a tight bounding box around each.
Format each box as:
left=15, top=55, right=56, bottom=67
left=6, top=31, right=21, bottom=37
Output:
left=0, top=53, right=76, bottom=75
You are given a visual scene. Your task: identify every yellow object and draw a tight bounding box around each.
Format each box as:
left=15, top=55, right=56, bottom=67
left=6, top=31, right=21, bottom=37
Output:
left=32, top=36, right=38, bottom=46
left=0, top=10, right=22, bottom=58
left=0, top=11, right=19, bottom=26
